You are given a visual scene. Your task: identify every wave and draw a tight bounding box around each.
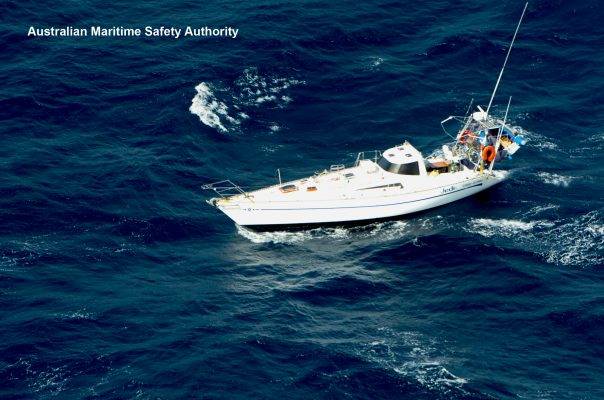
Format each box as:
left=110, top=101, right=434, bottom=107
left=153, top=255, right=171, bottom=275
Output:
left=467, top=218, right=553, bottom=238
left=190, top=68, right=304, bottom=133
left=237, top=209, right=602, bottom=267
left=466, top=212, right=603, bottom=267
left=189, top=82, right=244, bottom=133
left=543, top=211, right=603, bottom=267
left=366, top=56, right=384, bottom=69
left=359, top=327, right=468, bottom=394
left=53, top=309, right=95, bottom=321
left=507, top=124, right=559, bottom=151
left=236, top=219, right=416, bottom=245
left=536, top=172, right=574, bottom=187
left=510, top=124, right=601, bottom=163
left=282, top=275, right=393, bottom=305
left=568, top=133, right=604, bottom=159
left=425, top=35, right=484, bottom=58
left=298, top=26, right=401, bottom=52
left=236, top=225, right=351, bottom=244
left=233, top=214, right=461, bottom=247
left=235, top=67, right=303, bottom=108
left=4, top=358, right=71, bottom=397
left=524, top=204, right=559, bottom=216
left=0, top=235, right=60, bottom=271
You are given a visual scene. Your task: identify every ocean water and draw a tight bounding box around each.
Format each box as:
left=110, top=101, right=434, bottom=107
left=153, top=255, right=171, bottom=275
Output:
left=1, top=0, right=603, bottom=399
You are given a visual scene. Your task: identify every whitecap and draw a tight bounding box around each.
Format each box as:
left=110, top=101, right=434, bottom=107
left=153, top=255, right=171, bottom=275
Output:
left=1, top=255, right=17, bottom=270
left=255, top=95, right=277, bottom=103
left=190, top=69, right=304, bottom=132
left=467, top=218, right=551, bottom=238
left=236, top=225, right=353, bottom=245
left=537, top=172, right=574, bottom=187
left=541, top=211, right=603, bottom=267
left=466, top=212, right=603, bottom=267
left=189, top=82, right=239, bottom=133
left=236, top=226, right=314, bottom=244
left=369, top=56, right=384, bottom=67
left=524, top=204, right=559, bottom=216
left=31, top=365, right=68, bottom=395
left=235, top=219, right=415, bottom=245
left=235, top=67, right=304, bottom=108
left=508, top=125, right=559, bottom=151
left=362, top=328, right=468, bottom=392
left=55, top=309, right=94, bottom=320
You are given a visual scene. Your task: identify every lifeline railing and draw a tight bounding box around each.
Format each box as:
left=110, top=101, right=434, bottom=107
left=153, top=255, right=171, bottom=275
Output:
left=203, top=150, right=384, bottom=197
left=354, top=150, right=382, bottom=166
left=201, top=180, right=248, bottom=198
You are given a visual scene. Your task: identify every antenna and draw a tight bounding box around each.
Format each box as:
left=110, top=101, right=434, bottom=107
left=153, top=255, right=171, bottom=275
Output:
left=485, top=2, right=528, bottom=116
left=464, top=98, right=474, bottom=117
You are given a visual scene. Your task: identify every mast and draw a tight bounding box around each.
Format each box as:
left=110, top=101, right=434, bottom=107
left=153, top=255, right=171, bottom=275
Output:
left=485, top=2, right=528, bottom=116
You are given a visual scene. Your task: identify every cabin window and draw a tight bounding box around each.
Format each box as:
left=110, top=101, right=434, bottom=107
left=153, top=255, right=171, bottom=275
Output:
left=377, top=157, right=420, bottom=175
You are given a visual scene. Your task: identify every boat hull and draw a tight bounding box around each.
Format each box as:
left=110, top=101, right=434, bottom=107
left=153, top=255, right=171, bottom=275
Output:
left=215, top=173, right=507, bottom=230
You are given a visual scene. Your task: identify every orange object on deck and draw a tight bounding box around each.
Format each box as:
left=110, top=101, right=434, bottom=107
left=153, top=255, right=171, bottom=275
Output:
left=482, top=145, right=496, bottom=162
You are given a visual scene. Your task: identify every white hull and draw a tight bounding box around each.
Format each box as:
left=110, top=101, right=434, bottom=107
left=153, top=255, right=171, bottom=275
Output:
left=214, top=171, right=507, bottom=229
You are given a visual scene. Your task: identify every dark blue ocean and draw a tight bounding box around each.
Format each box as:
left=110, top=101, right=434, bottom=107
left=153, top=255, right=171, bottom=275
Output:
left=1, top=0, right=603, bottom=398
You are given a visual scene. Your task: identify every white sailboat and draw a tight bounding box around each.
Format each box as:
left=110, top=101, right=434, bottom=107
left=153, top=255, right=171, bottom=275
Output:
left=203, top=3, right=529, bottom=231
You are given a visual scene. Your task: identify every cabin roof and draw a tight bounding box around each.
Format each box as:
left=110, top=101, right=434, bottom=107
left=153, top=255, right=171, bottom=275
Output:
left=382, top=142, right=423, bottom=164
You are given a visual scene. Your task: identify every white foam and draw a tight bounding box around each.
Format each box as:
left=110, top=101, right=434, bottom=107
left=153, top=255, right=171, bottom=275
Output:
left=537, top=172, right=574, bottom=187
left=537, top=140, right=558, bottom=150
left=189, top=82, right=237, bottom=133
left=368, top=220, right=410, bottom=240
left=508, top=125, right=558, bottom=151
left=542, top=211, right=603, bottom=267
left=235, top=219, right=414, bottom=245
left=236, top=226, right=313, bottom=244
left=371, top=57, right=384, bottom=67
left=236, top=67, right=304, bottom=108
left=55, top=309, right=94, bottom=320
left=236, top=225, right=352, bottom=244
left=31, top=365, right=68, bottom=394
left=363, top=328, right=468, bottom=392
left=466, top=212, right=603, bottom=267
left=0, top=255, right=17, bottom=270
left=569, top=133, right=604, bottom=158
left=190, top=69, right=304, bottom=132
left=525, top=204, right=559, bottom=216
left=468, top=218, right=551, bottom=238
left=255, top=95, right=277, bottom=103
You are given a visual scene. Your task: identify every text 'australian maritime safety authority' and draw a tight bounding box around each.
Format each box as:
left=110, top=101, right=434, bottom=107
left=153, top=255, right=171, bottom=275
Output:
left=27, top=26, right=239, bottom=39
